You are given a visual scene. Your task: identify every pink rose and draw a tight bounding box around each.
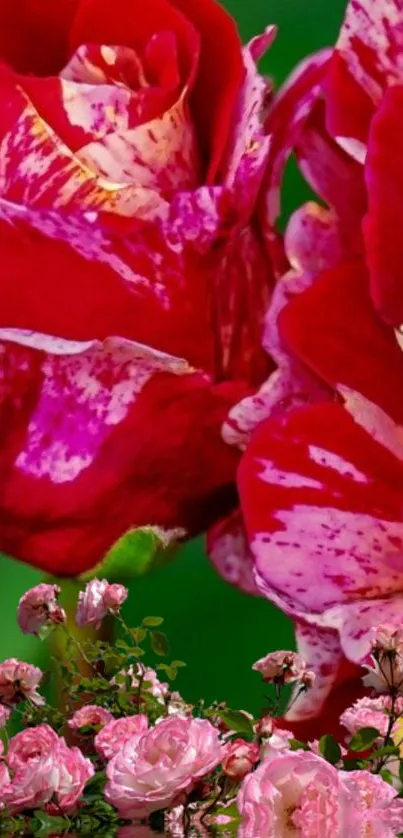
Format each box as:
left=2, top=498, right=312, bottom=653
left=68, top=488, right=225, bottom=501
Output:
left=237, top=751, right=351, bottom=837
left=17, top=583, right=66, bottom=635
left=340, top=696, right=403, bottom=740
left=76, top=579, right=128, bottom=628
left=222, top=738, right=259, bottom=779
left=95, top=714, right=149, bottom=761
left=7, top=724, right=58, bottom=772
left=0, top=659, right=44, bottom=706
left=105, top=716, right=223, bottom=818
left=261, top=728, right=294, bottom=761
left=129, top=664, right=169, bottom=703
left=4, top=736, right=94, bottom=814
left=341, top=771, right=403, bottom=837
left=252, top=651, right=307, bottom=685
left=68, top=704, right=114, bottom=730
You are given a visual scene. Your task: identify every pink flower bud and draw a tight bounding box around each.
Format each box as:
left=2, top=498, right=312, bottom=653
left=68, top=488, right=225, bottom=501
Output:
left=17, top=584, right=66, bottom=636
left=0, top=705, right=10, bottom=728
left=76, top=579, right=128, bottom=628
left=222, top=738, right=260, bottom=779
left=255, top=715, right=275, bottom=739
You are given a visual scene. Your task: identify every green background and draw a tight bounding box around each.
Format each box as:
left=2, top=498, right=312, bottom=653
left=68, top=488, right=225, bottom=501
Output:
left=0, top=0, right=347, bottom=715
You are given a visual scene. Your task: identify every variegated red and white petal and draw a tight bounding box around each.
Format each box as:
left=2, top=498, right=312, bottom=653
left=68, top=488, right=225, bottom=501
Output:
left=285, top=203, right=347, bottom=275
left=364, top=86, right=403, bottom=325
left=222, top=26, right=275, bottom=211
left=211, top=225, right=273, bottom=386
left=295, top=103, right=367, bottom=250
left=310, top=596, right=403, bottom=665
left=280, top=259, right=403, bottom=426
left=238, top=402, right=403, bottom=617
left=0, top=79, right=167, bottom=218
left=336, top=0, right=403, bottom=103
left=77, top=93, right=201, bottom=191
left=283, top=622, right=365, bottom=736
left=260, top=48, right=331, bottom=265
left=325, top=0, right=403, bottom=152
left=222, top=269, right=330, bottom=450
left=207, top=509, right=261, bottom=596
left=0, top=334, right=246, bottom=576
left=0, top=202, right=217, bottom=371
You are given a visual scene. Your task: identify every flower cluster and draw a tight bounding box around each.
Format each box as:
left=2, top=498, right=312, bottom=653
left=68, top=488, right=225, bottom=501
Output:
left=2, top=586, right=403, bottom=836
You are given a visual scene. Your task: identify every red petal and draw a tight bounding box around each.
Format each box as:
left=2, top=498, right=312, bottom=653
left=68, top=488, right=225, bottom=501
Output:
left=70, top=0, right=199, bottom=90
left=169, top=0, right=244, bottom=182
left=0, top=0, right=78, bottom=75
left=0, top=337, right=246, bottom=576
left=325, top=52, right=374, bottom=149
left=364, top=86, right=403, bottom=325
left=0, top=209, right=216, bottom=371
left=280, top=259, right=403, bottom=425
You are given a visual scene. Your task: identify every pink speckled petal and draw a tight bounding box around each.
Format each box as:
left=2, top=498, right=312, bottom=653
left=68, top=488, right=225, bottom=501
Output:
left=0, top=334, right=246, bottom=576
left=207, top=509, right=261, bottom=596
left=285, top=623, right=345, bottom=723
left=239, top=402, right=403, bottom=618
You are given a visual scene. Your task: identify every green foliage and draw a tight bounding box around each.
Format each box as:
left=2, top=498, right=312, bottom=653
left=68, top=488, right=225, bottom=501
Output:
left=319, top=735, right=342, bottom=765
left=349, top=727, right=382, bottom=753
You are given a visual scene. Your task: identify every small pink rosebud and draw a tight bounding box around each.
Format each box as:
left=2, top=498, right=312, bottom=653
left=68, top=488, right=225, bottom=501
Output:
left=0, top=659, right=44, bottom=706
left=68, top=705, right=114, bottom=731
left=301, top=670, right=316, bottom=689
left=222, top=739, right=260, bottom=779
left=255, top=715, right=275, bottom=739
left=371, top=624, right=403, bottom=657
left=252, top=651, right=307, bottom=685
left=76, top=579, right=128, bottom=629
left=17, top=584, right=66, bottom=636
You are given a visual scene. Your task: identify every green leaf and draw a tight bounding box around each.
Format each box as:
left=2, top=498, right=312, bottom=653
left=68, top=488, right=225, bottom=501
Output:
left=216, top=709, right=255, bottom=738
left=150, top=631, right=169, bottom=657
left=32, top=812, right=68, bottom=836
left=342, top=758, right=362, bottom=771
left=171, top=660, right=187, bottom=668
left=349, top=727, right=381, bottom=752
left=319, top=735, right=342, bottom=765
left=289, top=738, right=310, bottom=751
left=80, top=527, right=180, bottom=582
left=131, top=627, right=147, bottom=644
left=143, top=616, right=164, bottom=627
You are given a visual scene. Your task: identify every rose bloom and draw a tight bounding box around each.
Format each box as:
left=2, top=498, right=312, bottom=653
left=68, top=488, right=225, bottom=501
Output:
left=129, top=663, right=169, bottom=704
left=222, top=738, right=259, bottom=779
left=0, top=0, right=281, bottom=579
left=76, top=579, right=128, bottom=627
left=0, top=659, right=44, bottom=706
left=68, top=704, right=114, bottom=730
left=3, top=736, right=94, bottom=814
left=17, top=583, right=66, bottom=635
left=7, top=724, right=59, bottom=772
left=340, top=771, right=403, bottom=838
left=261, top=728, right=294, bottom=761
left=236, top=0, right=403, bottom=738
left=340, top=696, right=403, bottom=740
left=237, top=751, right=353, bottom=837
left=95, top=714, right=149, bottom=760
left=105, top=716, right=223, bottom=817
left=253, top=651, right=307, bottom=685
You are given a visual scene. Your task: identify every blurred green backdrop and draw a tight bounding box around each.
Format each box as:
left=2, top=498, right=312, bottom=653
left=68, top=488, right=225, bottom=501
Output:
left=0, top=0, right=347, bottom=715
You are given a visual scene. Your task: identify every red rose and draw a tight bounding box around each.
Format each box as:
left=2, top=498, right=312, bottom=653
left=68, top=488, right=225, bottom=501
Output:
left=236, top=0, right=403, bottom=736
left=0, top=0, right=278, bottom=575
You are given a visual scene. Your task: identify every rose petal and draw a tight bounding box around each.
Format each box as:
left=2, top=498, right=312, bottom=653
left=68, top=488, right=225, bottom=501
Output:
left=280, top=259, right=403, bottom=424
left=364, top=85, right=403, bottom=324
left=207, top=508, right=260, bottom=596
left=0, top=335, right=247, bottom=575
left=0, top=0, right=78, bottom=75
left=169, top=0, right=245, bottom=181
left=325, top=0, right=403, bottom=151
left=260, top=49, right=331, bottom=268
